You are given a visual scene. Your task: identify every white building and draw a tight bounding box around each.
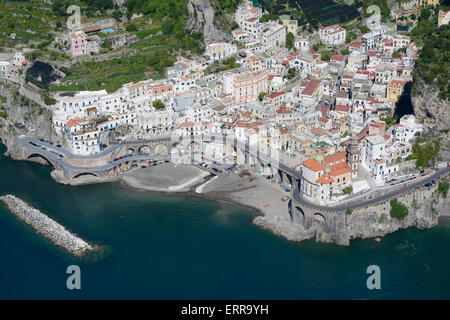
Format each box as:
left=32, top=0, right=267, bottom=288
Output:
left=394, top=114, right=423, bottom=143
left=205, top=42, right=237, bottom=62
left=319, top=24, right=346, bottom=46
left=262, top=22, right=286, bottom=50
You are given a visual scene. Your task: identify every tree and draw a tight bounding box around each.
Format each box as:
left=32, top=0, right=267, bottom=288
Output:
left=420, top=8, right=431, bottom=21
left=125, top=23, right=137, bottom=32
left=162, top=19, right=174, bottom=35
left=320, top=50, right=334, bottom=62
left=283, top=68, right=296, bottom=80
left=438, top=182, right=449, bottom=198
left=390, top=199, right=409, bottom=220
left=286, top=32, right=294, bottom=49
left=152, top=100, right=165, bottom=109
left=343, top=186, right=353, bottom=195
left=258, top=92, right=268, bottom=101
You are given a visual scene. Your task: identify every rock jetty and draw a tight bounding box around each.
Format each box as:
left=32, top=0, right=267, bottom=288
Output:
left=0, top=194, right=96, bottom=256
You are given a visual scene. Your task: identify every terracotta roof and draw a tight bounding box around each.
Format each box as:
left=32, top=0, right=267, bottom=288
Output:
left=301, top=79, right=321, bottom=96
left=276, top=106, right=292, bottom=114
left=266, top=91, right=285, bottom=99
left=349, top=41, right=363, bottom=48
left=330, top=54, right=344, bottom=61
left=324, top=151, right=346, bottom=165
left=330, top=165, right=350, bottom=176
left=335, top=105, right=350, bottom=112
left=316, top=174, right=334, bottom=184
left=303, top=159, right=323, bottom=172
left=67, top=119, right=79, bottom=127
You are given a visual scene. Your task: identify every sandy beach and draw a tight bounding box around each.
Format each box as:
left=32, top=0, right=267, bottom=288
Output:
left=119, top=162, right=314, bottom=241
left=197, top=168, right=314, bottom=241
left=120, top=163, right=210, bottom=192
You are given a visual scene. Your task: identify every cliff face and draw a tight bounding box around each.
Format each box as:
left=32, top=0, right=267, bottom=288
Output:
left=412, top=80, right=450, bottom=132
left=185, top=0, right=233, bottom=43
left=0, top=82, right=61, bottom=160
left=318, top=180, right=449, bottom=246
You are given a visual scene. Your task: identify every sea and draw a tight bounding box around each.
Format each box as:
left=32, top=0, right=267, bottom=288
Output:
left=0, top=142, right=449, bottom=299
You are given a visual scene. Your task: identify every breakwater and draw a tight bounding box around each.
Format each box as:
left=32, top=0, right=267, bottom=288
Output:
left=0, top=194, right=97, bottom=257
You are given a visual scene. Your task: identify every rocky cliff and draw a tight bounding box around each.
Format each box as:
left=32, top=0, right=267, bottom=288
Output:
left=412, top=80, right=450, bottom=132
left=317, top=177, right=450, bottom=246
left=0, top=82, right=61, bottom=160
left=185, top=0, right=233, bottom=43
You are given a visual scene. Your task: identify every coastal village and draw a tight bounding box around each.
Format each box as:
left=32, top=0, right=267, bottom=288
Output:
left=0, top=1, right=448, bottom=218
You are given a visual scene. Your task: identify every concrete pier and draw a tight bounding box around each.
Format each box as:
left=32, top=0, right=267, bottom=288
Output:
left=0, top=195, right=97, bottom=256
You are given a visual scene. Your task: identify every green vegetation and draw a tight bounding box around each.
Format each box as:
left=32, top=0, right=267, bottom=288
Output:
left=361, top=0, right=390, bottom=18
left=392, top=48, right=405, bottom=58
left=346, top=209, right=352, bottom=215
left=381, top=114, right=398, bottom=130
left=53, top=0, right=205, bottom=93
left=286, top=32, right=295, bottom=49
left=343, top=186, right=353, bottom=195
left=438, top=182, right=449, bottom=199
left=312, top=42, right=325, bottom=51
left=152, top=99, right=165, bottom=109
left=357, top=25, right=370, bottom=34
left=320, top=50, right=334, bottom=62
left=53, top=48, right=177, bottom=93
left=213, top=0, right=242, bottom=15
left=260, top=14, right=278, bottom=23
left=410, top=139, right=441, bottom=168
left=0, top=105, right=7, bottom=119
left=283, top=68, right=297, bottom=80
left=206, top=57, right=241, bottom=74
left=410, top=24, right=449, bottom=99
left=43, top=96, right=57, bottom=106
left=0, top=1, right=55, bottom=47
left=258, top=92, right=268, bottom=102
left=390, top=199, right=409, bottom=220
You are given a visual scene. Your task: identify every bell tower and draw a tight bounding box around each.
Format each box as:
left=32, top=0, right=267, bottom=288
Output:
left=347, top=134, right=360, bottom=179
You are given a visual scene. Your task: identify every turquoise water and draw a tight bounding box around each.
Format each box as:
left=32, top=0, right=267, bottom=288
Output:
left=0, top=142, right=449, bottom=299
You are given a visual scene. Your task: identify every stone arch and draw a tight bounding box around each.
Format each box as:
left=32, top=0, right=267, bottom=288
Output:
left=138, top=145, right=151, bottom=154
left=127, top=148, right=135, bottom=154
left=27, top=153, right=56, bottom=169
left=277, top=169, right=283, bottom=184
left=170, top=142, right=189, bottom=163
left=154, top=144, right=169, bottom=154
left=72, top=172, right=99, bottom=179
left=185, top=140, right=200, bottom=153
left=313, top=212, right=326, bottom=229
left=294, top=206, right=306, bottom=227
left=285, top=173, right=293, bottom=187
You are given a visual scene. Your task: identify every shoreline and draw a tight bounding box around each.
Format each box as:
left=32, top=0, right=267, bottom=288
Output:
left=4, top=147, right=450, bottom=245
left=118, top=166, right=315, bottom=243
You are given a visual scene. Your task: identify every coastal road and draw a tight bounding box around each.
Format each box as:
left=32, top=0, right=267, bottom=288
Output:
left=17, top=135, right=450, bottom=213
left=292, top=166, right=450, bottom=213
